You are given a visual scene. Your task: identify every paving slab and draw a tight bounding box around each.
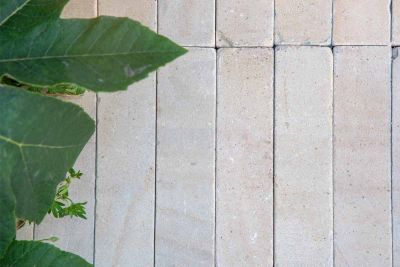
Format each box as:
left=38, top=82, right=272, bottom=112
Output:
left=333, top=46, right=392, bottom=266
left=393, top=47, right=400, bottom=266
left=98, top=0, right=156, bottom=29
left=275, top=0, right=332, bottom=45
left=61, top=0, right=97, bottom=18
left=217, top=0, right=274, bottom=47
left=393, top=0, right=400, bottom=45
left=216, top=48, right=274, bottom=266
left=96, top=2, right=157, bottom=266
left=275, top=46, right=333, bottom=266
left=159, top=0, right=215, bottom=46
left=333, top=0, right=390, bottom=45
left=155, top=48, right=216, bottom=266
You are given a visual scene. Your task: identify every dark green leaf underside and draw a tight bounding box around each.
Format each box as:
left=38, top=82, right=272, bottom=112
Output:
left=0, top=240, right=92, bottom=267
left=0, top=4, right=187, bottom=92
left=0, top=86, right=95, bottom=223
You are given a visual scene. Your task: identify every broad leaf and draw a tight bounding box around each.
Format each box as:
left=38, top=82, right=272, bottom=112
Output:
left=0, top=240, right=92, bottom=266
left=0, top=0, right=69, bottom=36
left=0, top=1, right=187, bottom=92
left=0, top=86, right=95, bottom=223
left=0, top=166, right=16, bottom=258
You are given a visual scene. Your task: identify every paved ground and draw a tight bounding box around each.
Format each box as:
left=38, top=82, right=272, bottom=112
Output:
left=17, top=0, right=400, bottom=266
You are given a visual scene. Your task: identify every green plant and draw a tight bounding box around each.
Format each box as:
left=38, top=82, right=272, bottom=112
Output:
left=48, top=168, right=87, bottom=220
left=0, top=0, right=186, bottom=265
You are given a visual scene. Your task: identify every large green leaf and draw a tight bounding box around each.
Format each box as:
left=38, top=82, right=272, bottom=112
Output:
left=0, top=240, right=92, bottom=266
left=0, top=0, right=187, bottom=92
left=0, top=86, right=95, bottom=223
left=0, top=0, right=69, bottom=36
left=0, top=165, right=16, bottom=258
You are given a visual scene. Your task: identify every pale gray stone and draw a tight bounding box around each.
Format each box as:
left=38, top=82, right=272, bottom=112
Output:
left=155, top=48, right=216, bottom=266
left=217, top=0, right=274, bottom=47
left=275, top=0, right=332, bottom=45
left=333, top=0, right=390, bottom=45
left=98, top=0, right=157, bottom=30
left=159, top=0, right=215, bottom=46
left=96, top=76, right=156, bottom=267
left=333, top=46, right=392, bottom=266
left=96, top=3, right=157, bottom=266
left=61, top=0, right=97, bottom=19
left=393, top=47, right=400, bottom=266
left=216, top=48, right=273, bottom=266
left=274, top=46, right=333, bottom=266
left=393, top=0, right=400, bottom=45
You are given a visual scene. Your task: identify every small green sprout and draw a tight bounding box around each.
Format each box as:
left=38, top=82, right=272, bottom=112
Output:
left=48, top=168, right=87, bottom=220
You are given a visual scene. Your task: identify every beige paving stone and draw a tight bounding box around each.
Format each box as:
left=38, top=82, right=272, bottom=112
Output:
left=155, top=48, right=216, bottom=266
left=275, top=0, right=332, bottom=45
left=217, top=0, right=274, bottom=47
left=275, top=46, right=333, bottom=266
left=216, top=48, right=273, bottom=266
left=334, top=46, right=392, bottom=266
left=61, top=0, right=97, bottom=18
left=98, top=0, right=156, bottom=30
left=96, top=76, right=156, bottom=267
left=16, top=224, right=33, bottom=240
left=393, top=47, right=400, bottom=266
left=393, top=0, right=400, bottom=45
left=34, top=4, right=97, bottom=263
left=333, top=0, right=390, bottom=45
left=159, top=0, right=215, bottom=46
left=96, top=3, right=156, bottom=266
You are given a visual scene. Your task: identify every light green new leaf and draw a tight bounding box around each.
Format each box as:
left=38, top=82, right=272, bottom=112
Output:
left=0, top=240, right=92, bottom=266
left=0, top=0, right=187, bottom=92
left=0, top=86, right=95, bottom=224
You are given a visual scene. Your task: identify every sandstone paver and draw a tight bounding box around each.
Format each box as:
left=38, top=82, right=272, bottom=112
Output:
left=216, top=48, right=274, bottom=266
left=275, top=46, right=333, bottom=266
left=275, top=0, right=332, bottom=45
left=333, top=0, right=390, bottom=45
left=217, top=0, right=274, bottom=47
left=333, top=46, right=392, bottom=266
left=96, top=2, right=157, bottom=266
left=155, top=48, right=216, bottom=266
left=159, top=0, right=215, bottom=46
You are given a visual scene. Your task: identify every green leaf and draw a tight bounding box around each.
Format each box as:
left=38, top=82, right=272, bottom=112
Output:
left=0, top=86, right=95, bottom=223
left=0, top=1, right=187, bottom=92
left=0, top=168, right=16, bottom=258
left=0, top=240, right=92, bottom=267
left=0, top=0, right=69, bottom=36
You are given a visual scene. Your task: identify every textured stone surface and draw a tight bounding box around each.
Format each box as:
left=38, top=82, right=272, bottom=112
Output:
left=98, top=0, right=156, bottom=29
left=159, top=0, right=215, bottom=46
left=34, top=4, right=97, bottom=263
left=96, top=76, right=156, bottom=267
left=217, top=0, right=274, bottom=47
left=334, top=46, right=392, bottom=266
left=393, top=0, right=400, bottom=45
left=96, top=3, right=156, bottom=266
left=155, top=48, right=216, bottom=266
left=393, top=47, right=400, bottom=266
left=275, top=0, right=332, bottom=45
left=333, top=0, right=390, bottom=45
left=216, top=48, right=274, bottom=266
left=275, top=46, right=333, bottom=266
left=61, top=0, right=97, bottom=18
